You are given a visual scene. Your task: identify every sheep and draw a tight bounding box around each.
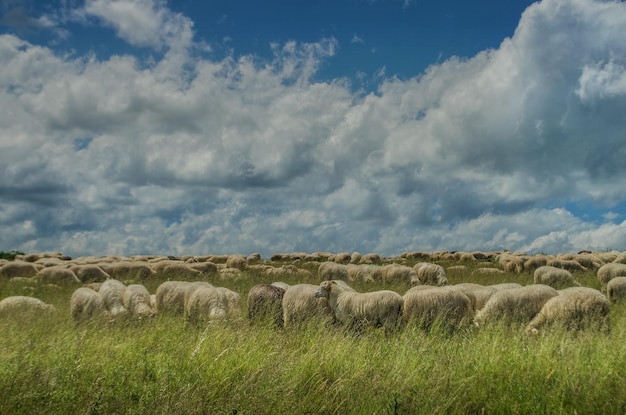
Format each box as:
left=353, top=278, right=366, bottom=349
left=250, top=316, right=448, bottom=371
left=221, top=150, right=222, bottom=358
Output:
left=526, top=287, right=610, bottom=334
left=606, top=277, right=626, bottom=303
left=187, top=261, right=218, bottom=275
left=533, top=266, right=581, bottom=289
left=214, top=287, right=242, bottom=319
left=123, top=284, right=154, bottom=318
left=546, top=259, right=586, bottom=272
left=333, top=252, right=352, bottom=263
left=0, top=296, right=56, bottom=315
left=282, top=284, right=334, bottom=328
left=70, top=287, right=109, bottom=323
left=247, top=284, right=286, bottom=327
left=271, top=281, right=290, bottom=291
left=413, top=262, right=448, bottom=286
left=318, top=261, right=350, bottom=282
left=402, top=286, right=473, bottom=331
left=185, top=286, right=228, bottom=324
left=314, top=280, right=403, bottom=333
left=226, top=254, right=248, bottom=271
left=597, top=263, right=626, bottom=292
left=360, top=253, right=381, bottom=265
left=152, top=261, right=202, bottom=279
left=382, top=264, right=418, bottom=285
left=155, top=280, right=191, bottom=314
left=103, top=261, right=155, bottom=282
left=346, top=264, right=382, bottom=283
left=70, top=265, right=110, bottom=283
left=474, top=284, right=559, bottom=326
left=36, top=266, right=81, bottom=286
left=99, top=279, right=127, bottom=317
left=0, top=261, right=41, bottom=279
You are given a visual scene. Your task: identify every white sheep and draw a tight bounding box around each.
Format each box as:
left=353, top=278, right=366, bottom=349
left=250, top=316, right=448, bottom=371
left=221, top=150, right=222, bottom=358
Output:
left=318, top=261, right=351, bottom=282
left=597, top=263, right=626, bottom=292
left=214, top=287, right=242, bottom=319
left=103, top=261, right=155, bottom=282
left=402, top=286, right=473, bottom=331
left=606, top=277, right=626, bottom=303
left=526, top=287, right=610, bottom=334
left=123, top=284, right=154, bottom=318
left=314, top=280, right=403, bottom=333
left=99, top=278, right=127, bottom=317
left=413, top=262, right=448, bottom=286
left=0, top=295, right=56, bottom=315
left=226, top=254, right=248, bottom=271
left=346, top=264, right=383, bottom=283
left=533, top=266, right=581, bottom=289
left=0, top=261, right=41, bottom=279
left=70, top=265, right=110, bottom=283
left=383, top=264, right=419, bottom=285
left=247, top=284, right=286, bottom=327
left=185, top=285, right=228, bottom=324
left=36, top=266, right=81, bottom=286
left=282, top=283, right=334, bottom=328
left=70, top=287, right=109, bottom=323
left=454, top=283, right=497, bottom=312
left=155, top=280, right=191, bottom=314
left=474, top=284, right=558, bottom=326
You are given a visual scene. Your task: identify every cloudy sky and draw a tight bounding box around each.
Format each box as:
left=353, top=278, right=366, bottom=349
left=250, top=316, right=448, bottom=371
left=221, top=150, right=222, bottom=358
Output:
left=1, top=0, right=626, bottom=259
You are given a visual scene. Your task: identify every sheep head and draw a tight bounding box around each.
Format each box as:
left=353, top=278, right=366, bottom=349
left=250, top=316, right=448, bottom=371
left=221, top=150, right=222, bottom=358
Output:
left=315, top=280, right=335, bottom=298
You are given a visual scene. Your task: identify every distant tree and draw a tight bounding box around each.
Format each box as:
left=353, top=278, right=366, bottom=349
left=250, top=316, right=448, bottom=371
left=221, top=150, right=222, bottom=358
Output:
left=0, top=250, right=24, bottom=260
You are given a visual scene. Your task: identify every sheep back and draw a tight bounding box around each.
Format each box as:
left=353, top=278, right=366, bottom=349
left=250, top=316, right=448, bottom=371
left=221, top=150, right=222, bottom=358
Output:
left=474, top=284, right=558, bottom=326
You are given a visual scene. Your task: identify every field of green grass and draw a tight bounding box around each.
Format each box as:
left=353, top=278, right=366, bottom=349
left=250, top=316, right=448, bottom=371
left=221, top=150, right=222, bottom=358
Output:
left=2, top=258, right=626, bottom=414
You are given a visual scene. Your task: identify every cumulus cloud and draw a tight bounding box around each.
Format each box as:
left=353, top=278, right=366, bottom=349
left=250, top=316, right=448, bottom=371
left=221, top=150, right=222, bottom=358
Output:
left=1, top=0, right=626, bottom=258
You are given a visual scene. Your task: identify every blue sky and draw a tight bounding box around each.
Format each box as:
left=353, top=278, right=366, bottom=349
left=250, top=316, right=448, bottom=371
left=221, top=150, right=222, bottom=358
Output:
left=1, top=0, right=626, bottom=258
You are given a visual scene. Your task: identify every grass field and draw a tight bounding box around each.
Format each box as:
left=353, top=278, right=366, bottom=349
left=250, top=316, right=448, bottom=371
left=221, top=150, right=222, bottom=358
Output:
left=1, top=258, right=626, bottom=414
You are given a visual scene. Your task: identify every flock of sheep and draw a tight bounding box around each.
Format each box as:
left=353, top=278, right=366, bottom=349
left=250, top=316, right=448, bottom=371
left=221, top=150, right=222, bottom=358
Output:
left=2, top=249, right=626, bottom=335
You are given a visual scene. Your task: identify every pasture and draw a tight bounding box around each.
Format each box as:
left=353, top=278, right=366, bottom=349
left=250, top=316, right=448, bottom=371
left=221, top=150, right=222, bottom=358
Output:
left=2, top=251, right=626, bottom=414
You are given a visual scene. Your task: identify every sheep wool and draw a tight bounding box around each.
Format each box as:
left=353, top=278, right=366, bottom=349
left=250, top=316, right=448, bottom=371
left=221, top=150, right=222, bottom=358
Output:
left=526, top=287, right=610, bottom=334
left=318, top=261, right=351, bottom=282
left=123, top=284, right=154, bottom=317
left=247, top=284, right=286, bottom=327
left=70, top=288, right=109, bottom=323
left=474, top=284, right=558, bottom=326
left=282, top=284, right=334, bottom=328
left=402, top=286, right=473, bottom=331
left=99, top=278, right=127, bottom=317
left=533, top=266, right=581, bottom=289
left=315, top=280, right=403, bottom=333
left=413, top=262, right=448, bottom=286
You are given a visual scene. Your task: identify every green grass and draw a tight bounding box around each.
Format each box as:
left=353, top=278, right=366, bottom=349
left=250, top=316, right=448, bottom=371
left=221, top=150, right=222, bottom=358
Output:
left=1, top=260, right=626, bottom=414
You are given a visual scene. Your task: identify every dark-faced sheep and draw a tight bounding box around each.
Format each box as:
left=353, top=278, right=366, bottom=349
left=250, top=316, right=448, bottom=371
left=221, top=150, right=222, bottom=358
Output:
left=247, top=284, right=286, bottom=327
left=526, top=287, right=610, bottom=334
left=99, top=279, right=127, bottom=317
left=413, top=262, right=448, bottom=286
left=70, top=287, right=109, bottom=323
left=123, top=284, right=154, bottom=318
left=474, top=284, right=558, bottom=326
left=402, top=286, right=473, bottom=332
left=534, top=266, right=581, bottom=289
left=282, top=284, right=334, bottom=328
left=315, top=280, right=403, bottom=333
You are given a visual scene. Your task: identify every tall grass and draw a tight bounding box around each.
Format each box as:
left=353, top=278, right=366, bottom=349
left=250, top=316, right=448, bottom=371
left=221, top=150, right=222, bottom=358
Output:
left=2, top=260, right=626, bottom=414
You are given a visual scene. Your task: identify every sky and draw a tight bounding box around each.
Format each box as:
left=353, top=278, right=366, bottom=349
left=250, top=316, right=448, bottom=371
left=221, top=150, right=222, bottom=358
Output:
left=1, top=0, right=626, bottom=259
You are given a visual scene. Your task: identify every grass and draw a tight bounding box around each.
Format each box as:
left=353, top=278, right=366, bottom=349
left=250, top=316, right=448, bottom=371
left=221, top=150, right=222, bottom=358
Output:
left=1, top=259, right=626, bottom=414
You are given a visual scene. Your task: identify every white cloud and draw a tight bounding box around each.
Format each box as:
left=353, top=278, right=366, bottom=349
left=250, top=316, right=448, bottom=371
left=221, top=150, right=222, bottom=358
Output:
left=1, top=0, right=626, bottom=258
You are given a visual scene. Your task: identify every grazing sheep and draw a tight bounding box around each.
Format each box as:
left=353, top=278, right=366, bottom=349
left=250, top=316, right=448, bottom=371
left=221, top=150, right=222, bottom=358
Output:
left=36, top=266, right=81, bottom=286
left=104, top=261, right=155, bottom=281
left=247, top=284, right=286, bottom=327
left=271, top=281, right=290, bottom=291
left=0, top=261, right=41, bottom=279
left=314, top=280, right=403, bottom=333
left=215, top=287, right=242, bottom=319
left=597, top=263, right=626, bottom=291
left=346, top=264, right=383, bottom=283
left=282, top=284, right=334, bottom=328
left=152, top=261, right=202, bottom=279
left=226, top=254, right=248, bottom=271
left=534, top=266, right=581, bottom=289
left=383, top=264, right=418, bottom=285
left=318, top=261, right=350, bottom=282
left=413, top=262, right=448, bottom=286
left=70, top=287, right=109, bottom=323
left=474, top=284, right=558, bottom=326
left=526, top=287, right=610, bottom=334
left=454, top=283, right=497, bottom=312
left=402, top=286, right=473, bottom=331
left=360, top=253, right=381, bottom=265
left=183, top=281, right=215, bottom=310
left=155, top=281, right=192, bottom=314
left=333, top=252, right=352, bottom=263
left=187, top=261, right=218, bottom=275
left=546, top=259, right=586, bottom=272
left=0, top=296, right=56, bottom=315
left=99, top=279, right=127, bottom=317
left=606, top=277, right=626, bottom=303
left=185, top=286, right=228, bottom=324
left=70, top=265, right=110, bottom=283
left=123, top=284, right=154, bottom=318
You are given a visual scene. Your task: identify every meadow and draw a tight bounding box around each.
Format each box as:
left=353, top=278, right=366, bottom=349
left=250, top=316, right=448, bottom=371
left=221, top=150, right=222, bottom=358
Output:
left=2, top=257, right=626, bottom=414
